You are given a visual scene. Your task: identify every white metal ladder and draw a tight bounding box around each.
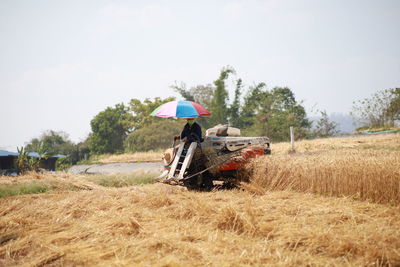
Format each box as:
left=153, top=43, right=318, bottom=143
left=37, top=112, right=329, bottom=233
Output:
left=167, top=142, right=197, bottom=180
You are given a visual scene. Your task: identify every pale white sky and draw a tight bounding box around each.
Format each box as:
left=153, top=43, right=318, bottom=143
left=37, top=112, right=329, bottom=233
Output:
left=1, top=0, right=399, bottom=151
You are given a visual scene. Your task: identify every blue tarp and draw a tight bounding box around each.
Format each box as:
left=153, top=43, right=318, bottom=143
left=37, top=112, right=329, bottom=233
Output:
left=28, top=152, right=40, bottom=158
left=52, top=154, right=66, bottom=158
left=0, top=150, right=66, bottom=158
left=27, top=153, right=66, bottom=158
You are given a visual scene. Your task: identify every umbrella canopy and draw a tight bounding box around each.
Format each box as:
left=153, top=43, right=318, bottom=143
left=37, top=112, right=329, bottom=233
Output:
left=150, top=100, right=211, bottom=118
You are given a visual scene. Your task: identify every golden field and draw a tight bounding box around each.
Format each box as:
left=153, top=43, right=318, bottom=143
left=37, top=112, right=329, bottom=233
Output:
left=246, top=134, right=400, bottom=204
left=0, top=134, right=399, bottom=266
left=0, top=184, right=399, bottom=266
left=271, top=133, right=400, bottom=155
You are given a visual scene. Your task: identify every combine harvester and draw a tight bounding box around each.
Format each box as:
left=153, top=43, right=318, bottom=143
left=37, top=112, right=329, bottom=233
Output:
left=159, top=125, right=271, bottom=190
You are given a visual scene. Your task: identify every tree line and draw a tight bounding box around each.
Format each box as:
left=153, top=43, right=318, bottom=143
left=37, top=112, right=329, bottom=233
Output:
left=89, top=66, right=315, bottom=154
left=23, top=67, right=399, bottom=165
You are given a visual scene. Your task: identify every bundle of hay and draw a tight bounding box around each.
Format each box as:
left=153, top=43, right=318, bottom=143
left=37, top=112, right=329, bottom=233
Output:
left=206, top=124, right=241, bottom=137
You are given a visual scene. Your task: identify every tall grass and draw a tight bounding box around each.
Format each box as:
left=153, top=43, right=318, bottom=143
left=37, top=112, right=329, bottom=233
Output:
left=272, top=133, right=400, bottom=154
left=0, top=182, right=49, bottom=198
left=246, top=146, right=400, bottom=204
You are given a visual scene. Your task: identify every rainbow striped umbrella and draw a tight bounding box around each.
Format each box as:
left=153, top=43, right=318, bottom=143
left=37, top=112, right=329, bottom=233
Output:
left=150, top=100, right=211, bottom=118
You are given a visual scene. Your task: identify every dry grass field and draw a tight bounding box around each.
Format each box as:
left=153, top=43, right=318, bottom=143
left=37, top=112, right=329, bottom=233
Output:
left=0, top=134, right=399, bottom=266
left=272, top=133, right=400, bottom=154
left=0, top=184, right=399, bottom=266
left=245, top=134, right=400, bottom=205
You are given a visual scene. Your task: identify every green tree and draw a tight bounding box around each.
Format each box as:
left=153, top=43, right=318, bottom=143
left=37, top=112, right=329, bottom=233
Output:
left=25, top=130, right=75, bottom=156
left=313, top=111, right=339, bottom=137
left=237, top=82, right=266, bottom=129
left=172, top=82, right=214, bottom=109
left=15, top=147, right=35, bottom=173
left=16, top=143, right=54, bottom=173
left=208, top=66, right=235, bottom=126
left=171, top=82, right=195, bottom=102
left=124, top=119, right=183, bottom=152
left=228, top=79, right=242, bottom=127
left=68, top=138, right=90, bottom=164
left=387, top=88, right=400, bottom=122
left=241, top=87, right=310, bottom=141
left=89, top=103, right=132, bottom=154
left=173, top=67, right=311, bottom=141
left=351, top=89, right=399, bottom=127
left=123, top=97, right=188, bottom=152
left=24, top=130, right=84, bottom=167
left=129, top=97, right=175, bottom=130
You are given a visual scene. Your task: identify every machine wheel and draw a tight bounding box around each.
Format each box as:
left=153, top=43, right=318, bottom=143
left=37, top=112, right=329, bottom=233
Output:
left=182, top=176, right=199, bottom=191
left=220, top=182, right=238, bottom=190
left=183, top=172, right=214, bottom=191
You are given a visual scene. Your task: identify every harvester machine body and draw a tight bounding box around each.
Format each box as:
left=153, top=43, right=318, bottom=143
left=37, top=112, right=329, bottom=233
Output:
left=203, top=136, right=270, bottom=171
left=160, top=125, right=271, bottom=190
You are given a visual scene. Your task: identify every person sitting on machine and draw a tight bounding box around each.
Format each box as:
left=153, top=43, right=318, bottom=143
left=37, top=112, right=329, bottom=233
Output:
left=175, top=118, right=203, bottom=143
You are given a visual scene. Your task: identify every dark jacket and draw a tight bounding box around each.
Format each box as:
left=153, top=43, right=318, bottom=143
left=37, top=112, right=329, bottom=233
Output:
left=180, top=122, right=203, bottom=142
